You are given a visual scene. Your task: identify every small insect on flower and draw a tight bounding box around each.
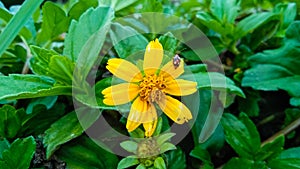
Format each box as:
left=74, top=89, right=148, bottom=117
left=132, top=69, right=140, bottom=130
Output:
left=173, top=54, right=181, bottom=69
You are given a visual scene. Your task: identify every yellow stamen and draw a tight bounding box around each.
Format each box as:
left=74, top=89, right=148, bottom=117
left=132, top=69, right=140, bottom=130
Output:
left=139, top=74, right=166, bottom=103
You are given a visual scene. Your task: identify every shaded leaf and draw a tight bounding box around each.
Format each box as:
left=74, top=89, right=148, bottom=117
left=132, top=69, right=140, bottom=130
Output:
left=57, top=136, right=118, bottom=169
left=0, top=105, right=23, bottom=139
left=165, top=148, right=186, bottom=169
left=43, top=108, right=101, bottom=159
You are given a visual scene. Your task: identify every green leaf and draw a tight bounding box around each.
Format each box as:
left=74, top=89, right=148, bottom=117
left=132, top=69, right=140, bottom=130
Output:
left=36, top=1, right=70, bottom=45
left=267, top=147, right=300, bottom=169
left=68, top=0, right=98, bottom=20
left=1, top=136, right=36, bottom=169
left=221, top=113, right=260, bottom=159
left=274, top=3, right=297, bottom=36
left=109, top=22, right=148, bottom=59
left=159, top=32, right=179, bottom=55
left=63, top=6, right=114, bottom=62
left=156, top=133, right=176, bottom=146
left=57, top=135, right=118, bottom=169
left=0, top=105, right=23, bottom=139
left=0, top=0, right=43, bottom=56
left=256, top=136, right=284, bottom=161
left=160, top=143, right=177, bottom=154
left=235, top=12, right=278, bottom=40
left=0, top=7, right=32, bottom=40
left=0, top=74, right=72, bottom=100
left=0, top=139, right=10, bottom=158
left=48, top=55, right=75, bottom=85
left=154, top=157, right=166, bottom=169
left=190, top=146, right=212, bottom=164
left=223, top=158, right=267, bottom=169
left=30, top=45, right=59, bottom=76
left=26, top=96, right=58, bottom=114
left=43, top=108, right=101, bottom=159
left=277, top=147, right=300, bottom=159
left=210, top=0, right=240, bottom=24
left=21, top=103, right=65, bottom=135
left=242, top=21, right=300, bottom=103
left=165, top=148, right=186, bottom=169
left=30, top=46, right=75, bottom=85
left=268, top=159, right=300, bottom=169
left=120, top=140, right=138, bottom=153
left=117, top=156, right=139, bottom=169
left=99, top=0, right=138, bottom=11
left=75, top=27, right=111, bottom=82
left=75, top=77, right=117, bottom=110
left=182, top=72, right=245, bottom=98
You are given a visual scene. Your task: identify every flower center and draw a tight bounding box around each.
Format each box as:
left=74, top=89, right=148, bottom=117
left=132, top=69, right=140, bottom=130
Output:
left=139, top=74, right=166, bottom=102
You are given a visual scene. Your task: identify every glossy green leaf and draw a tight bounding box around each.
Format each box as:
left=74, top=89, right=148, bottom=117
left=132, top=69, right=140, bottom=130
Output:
left=109, top=22, right=148, bottom=59
left=63, top=6, right=114, bottom=62
left=0, top=105, right=23, bottom=139
left=223, top=158, right=267, bottom=169
left=43, top=108, right=101, bottom=159
left=242, top=21, right=300, bottom=104
left=117, top=156, right=139, bottom=169
left=57, top=136, right=118, bottom=169
left=36, top=1, right=70, bottom=45
left=0, top=136, right=36, bottom=169
left=0, top=0, right=43, bottom=56
left=277, top=147, right=300, bottom=159
left=221, top=113, right=260, bottom=159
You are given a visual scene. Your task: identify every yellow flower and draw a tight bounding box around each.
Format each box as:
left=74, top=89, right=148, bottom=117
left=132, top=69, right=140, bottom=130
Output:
left=102, top=39, right=197, bottom=137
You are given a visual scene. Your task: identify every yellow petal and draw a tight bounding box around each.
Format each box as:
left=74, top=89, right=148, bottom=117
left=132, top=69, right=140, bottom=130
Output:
left=127, top=97, right=157, bottom=123
left=143, top=39, right=163, bottom=72
left=160, top=59, right=184, bottom=80
left=158, top=95, right=192, bottom=124
left=102, top=83, right=139, bottom=106
left=126, top=120, right=141, bottom=132
left=106, top=58, right=142, bottom=82
left=143, top=119, right=158, bottom=137
left=164, top=79, right=197, bottom=96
